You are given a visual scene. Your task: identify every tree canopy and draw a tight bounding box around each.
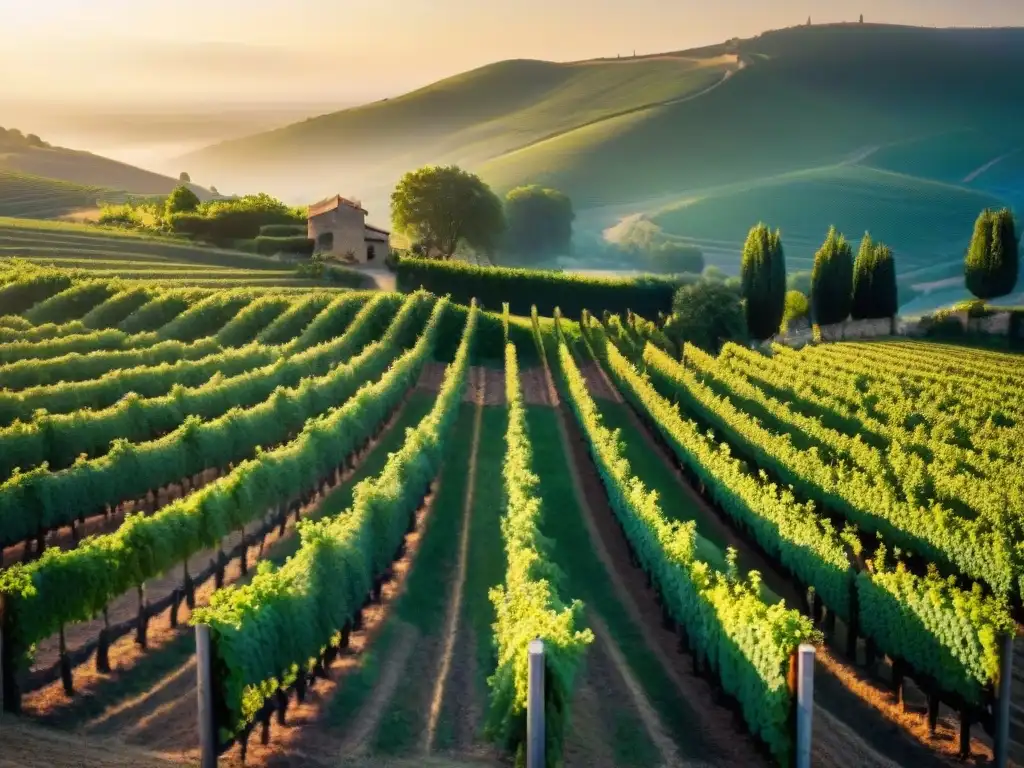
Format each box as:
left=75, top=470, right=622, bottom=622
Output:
left=665, top=279, right=746, bottom=353
left=965, top=208, right=1019, bottom=301
left=503, top=185, right=574, bottom=260
left=740, top=223, right=787, bottom=340
left=165, top=184, right=201, bottom=215
left=391, top=165, right=505, bottom=260
left=810, top=226, right=854, bottom=326
left=851, top=233, right=898, bottom=319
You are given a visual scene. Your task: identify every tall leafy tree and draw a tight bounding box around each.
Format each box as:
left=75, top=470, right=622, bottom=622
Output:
left=503, top=185, right=574, bottom=261
left=965, top=208, right=1019, bottom=300
left=810, top=226, right=854, bottom=325
left=740, top=223, right=787, bottom=339
left=391, top=165, right=505, bottom=260
left=852, top=233, right=898, bottom=319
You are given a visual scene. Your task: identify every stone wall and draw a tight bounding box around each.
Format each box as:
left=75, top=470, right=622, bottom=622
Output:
left=771, top=311, right=1018, bottom=347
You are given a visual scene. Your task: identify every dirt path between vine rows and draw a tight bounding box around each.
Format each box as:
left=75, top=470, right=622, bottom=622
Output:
left=551, top=403, right=769, bottom=767
left=424, top=382, right=485, bottom=754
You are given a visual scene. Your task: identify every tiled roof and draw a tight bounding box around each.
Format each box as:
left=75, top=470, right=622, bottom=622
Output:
left=365, top=223, right=390, bottom=235
left=307, top=194, right=366, bottom=218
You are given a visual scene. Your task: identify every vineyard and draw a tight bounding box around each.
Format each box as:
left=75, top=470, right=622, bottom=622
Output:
left=0, top=269, right=1021, bottom=768
left=0, top=170, right=115, bottom=220
left=0, top=217, right=354, bottom=288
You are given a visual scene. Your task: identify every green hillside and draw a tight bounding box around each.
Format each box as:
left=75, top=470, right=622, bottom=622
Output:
left=180, top=24, right=1024, bottom=310
left=0, top=169, right=116, bottom=219
left=1, top=128, right=212, bottom=202
left=647, top=165, right=1004, bottom=269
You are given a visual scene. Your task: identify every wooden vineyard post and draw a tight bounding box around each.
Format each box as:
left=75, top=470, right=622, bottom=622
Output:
left=527, top=639, right=545, bottom=768
left=791, top=644, right=815, bottom=768
left=993, top=632, right=1013, bottom=768
left=196, top=624, right=217, bottom=768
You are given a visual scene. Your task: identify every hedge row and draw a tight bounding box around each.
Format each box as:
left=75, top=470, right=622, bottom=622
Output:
left=396, top=257, right=678, bottom=317
left=254, top=235, right=315, bottom=257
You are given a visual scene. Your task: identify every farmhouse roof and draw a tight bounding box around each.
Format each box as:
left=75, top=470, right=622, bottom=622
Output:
left=365, top=223, right=390, bottom=236
left=307, top=194, right=367, bottom=218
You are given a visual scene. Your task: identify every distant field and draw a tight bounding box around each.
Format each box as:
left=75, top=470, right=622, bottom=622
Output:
left=0, top=169, right=116, bottom=219
left=0, top=217, right=328, bottom=287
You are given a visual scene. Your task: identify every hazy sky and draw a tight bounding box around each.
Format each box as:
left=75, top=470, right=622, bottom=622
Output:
left=4, top=0, right=1024, bottom=110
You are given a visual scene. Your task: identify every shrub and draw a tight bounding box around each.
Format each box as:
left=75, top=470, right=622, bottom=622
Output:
left=98, top=204, right=144, bottom=229
left=166, top=184, right=200, bottom=215
left=665, top=279, right=746, bottom=353
left=254, top=235, right=315, bottom=256
left=781, top=290, right=810, bottom=332
left=396, top=257, right=678, bottom=317
left=259, top=223, right=306, bottom=237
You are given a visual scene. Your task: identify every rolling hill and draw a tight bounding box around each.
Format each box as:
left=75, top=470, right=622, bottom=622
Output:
left=180, top=23, right=1024, bottom=309
left=0, top=128, right=213, bottom=213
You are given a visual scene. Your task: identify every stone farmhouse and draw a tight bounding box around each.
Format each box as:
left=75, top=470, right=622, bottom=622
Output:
left=307, top=194, right=390, bottom=264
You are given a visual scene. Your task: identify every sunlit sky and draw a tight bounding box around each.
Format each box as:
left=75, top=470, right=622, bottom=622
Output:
left=4, top=0, right=1024, bottom=108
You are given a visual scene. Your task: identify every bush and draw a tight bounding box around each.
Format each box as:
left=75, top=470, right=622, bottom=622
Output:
left=168, top=193, right=305, bottom=245
left=166, top=184, right=200, bottom=215
left=254, top=235, right=315, bottom=256
left=664, top=279, right=746, bottom=353
left=396, top=257, right=678, bottom=317
left=259, top=223, right=306, bottom=237
left=385, top=248, right=401, bottom=273
left=98, top=204, right=144, bottom=229
left=782, top=290, right=810, bottom=332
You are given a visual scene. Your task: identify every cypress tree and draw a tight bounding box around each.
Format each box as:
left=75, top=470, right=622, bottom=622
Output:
left=810, top=226, right=854, bottom=326
left=965, top=208, right=1019, bottom=300
left=740, top=222, right=787, bottom=340
left=852, top=233, right=897, bottom=319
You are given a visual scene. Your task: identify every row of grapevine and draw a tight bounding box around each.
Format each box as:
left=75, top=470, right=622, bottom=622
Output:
left=117, top=287, right=214, bottom=334
left=590, top=320, right=1014, bottom=716
left=802, top=342, right=1024, bottom=422
left=0, top=318, right=93, bottom=344
left=192, top=300, right=477, bottom=741
left=214, top=295, right=294, bottom=347
left=0, top=297, right=451, bottom=681
left=0, top=334, right=224, bottom=390
left=583, top=316, right=856, bottom=619
left=284, top=292, right=371, bottom=352
left=732, top=342, right=1024, bottom=474
left=255, top=294, right=334, bottom=345
left=555, top=315, right=817, bottom=766
left=684, top=343, right=1020, bottom=533
left=643, top=343, right=1016, bottom=598
left=80, top=286, right=156, bottom=330
left=487, top=341, right=593, bottom=764
left=0, top=293, right=418, bottom=481
left=0, top=295, right=432, bottom=548
left=0, top=344, right=276, bottom=427
left=23, top=279, right=120, bottom=325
